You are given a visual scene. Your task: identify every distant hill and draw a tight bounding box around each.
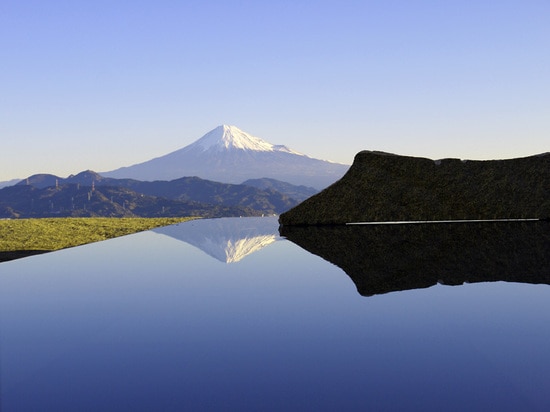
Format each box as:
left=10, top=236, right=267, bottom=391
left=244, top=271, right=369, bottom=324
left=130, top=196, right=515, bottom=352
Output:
left=279, top=151, right=550, bottom=225
left=241, top=178, right=318, bottom=202
left=0, top=178, right=22, bottom=189
left=11, top=170, right=301, bottom=217
left=0, top=184, right=257, bottom=219
left=16, top=174, right=59, bottom=189
left=17, top=170, right=113, bottom=189
left=103, top=125, right=350, bottom=190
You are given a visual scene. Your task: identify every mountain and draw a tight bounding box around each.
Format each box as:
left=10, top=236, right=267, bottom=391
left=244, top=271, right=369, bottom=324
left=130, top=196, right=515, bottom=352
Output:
left=103, top=125, right=350, bottom=190
left=108, top=176, right=298, bottom=214
left=0, top=183, right=257, bottom=219
left=153, top=217, right=280, bottom=263
left=241, top=178, right=318, bottom=202
left=279, top=151, right=550, bottom=225
left=17, top=170, right=299, bottom=215
left=0, top=178, right=22, bottom=189
left=17, top=171, right=108, bottom=189
left=20, top=174, right=60, bottom=188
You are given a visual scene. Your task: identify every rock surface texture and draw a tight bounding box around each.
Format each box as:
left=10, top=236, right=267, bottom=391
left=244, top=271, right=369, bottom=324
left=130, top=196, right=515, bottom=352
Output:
left=279, top=151, right=550, bottom=225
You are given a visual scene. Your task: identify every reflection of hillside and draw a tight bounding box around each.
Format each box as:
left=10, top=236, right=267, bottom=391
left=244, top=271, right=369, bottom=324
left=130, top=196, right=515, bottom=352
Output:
left=153, top=217, right=280, bottom=263
left=280, top=221, right=550, bottom=297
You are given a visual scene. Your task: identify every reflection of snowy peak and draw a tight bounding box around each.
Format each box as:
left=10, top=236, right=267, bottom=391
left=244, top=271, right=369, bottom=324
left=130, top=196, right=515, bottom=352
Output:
left=153, top=217, right=280, bottom=263
left=211, top=234, right=277, bottom=263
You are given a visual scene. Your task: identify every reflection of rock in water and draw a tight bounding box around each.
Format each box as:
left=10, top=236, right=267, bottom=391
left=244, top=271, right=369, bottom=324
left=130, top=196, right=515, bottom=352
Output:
left=280, top=221, right=550, bottom=296
left=153, top=217, right=280, bottom=263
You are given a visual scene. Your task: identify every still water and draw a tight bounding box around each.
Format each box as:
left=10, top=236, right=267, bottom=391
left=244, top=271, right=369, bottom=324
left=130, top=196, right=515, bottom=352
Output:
left=1, top=217, right=549, bottom=411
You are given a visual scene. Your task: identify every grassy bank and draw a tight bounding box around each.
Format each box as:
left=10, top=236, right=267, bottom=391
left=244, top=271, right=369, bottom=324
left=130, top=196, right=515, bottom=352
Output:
left=0, top=217, right=195, bottom=252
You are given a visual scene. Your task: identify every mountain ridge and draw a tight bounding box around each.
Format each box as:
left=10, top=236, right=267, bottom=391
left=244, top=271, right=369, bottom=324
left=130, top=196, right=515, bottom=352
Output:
left=9, top=170, right=315, bottom=217
left=0, top=183, right=260, bottom=219
left=0, top=178, right=22, bottom=189
left=103, top=125, right=349, bottom=189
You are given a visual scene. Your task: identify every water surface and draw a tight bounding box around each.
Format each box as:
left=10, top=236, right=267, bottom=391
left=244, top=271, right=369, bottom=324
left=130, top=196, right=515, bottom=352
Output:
left=1, top=217, right=549, bottom=411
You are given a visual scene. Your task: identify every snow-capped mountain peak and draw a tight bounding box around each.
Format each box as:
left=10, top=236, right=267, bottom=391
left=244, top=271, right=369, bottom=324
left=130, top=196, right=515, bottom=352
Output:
left=191, top=125, right=303, bottom=155
left=103, top=124, right=350, bottom=189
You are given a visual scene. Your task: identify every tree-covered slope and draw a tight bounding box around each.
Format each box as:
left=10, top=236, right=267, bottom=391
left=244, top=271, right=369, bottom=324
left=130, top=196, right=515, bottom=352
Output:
left=0, top=184, right=258, bottom=218
left=242, top=178, right=318, bottom=202
left=17, top=171, right=298, bottom=215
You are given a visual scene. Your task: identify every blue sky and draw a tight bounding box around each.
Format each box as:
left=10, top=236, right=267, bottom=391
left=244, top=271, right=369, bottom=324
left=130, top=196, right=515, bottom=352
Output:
left=1, top=0, right=548, bottom=181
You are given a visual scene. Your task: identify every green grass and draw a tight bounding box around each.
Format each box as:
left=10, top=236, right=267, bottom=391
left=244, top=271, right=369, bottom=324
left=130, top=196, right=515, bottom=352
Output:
left=0, top=217, right=196, bottom=251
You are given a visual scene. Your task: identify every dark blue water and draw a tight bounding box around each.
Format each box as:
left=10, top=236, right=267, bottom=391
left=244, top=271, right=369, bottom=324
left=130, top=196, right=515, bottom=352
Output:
left=1, top=217, right=549, bottom=411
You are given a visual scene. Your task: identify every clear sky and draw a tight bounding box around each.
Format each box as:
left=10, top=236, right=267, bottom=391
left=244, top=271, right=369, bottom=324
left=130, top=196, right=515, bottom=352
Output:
left=1, top=0, right=548, bottom=181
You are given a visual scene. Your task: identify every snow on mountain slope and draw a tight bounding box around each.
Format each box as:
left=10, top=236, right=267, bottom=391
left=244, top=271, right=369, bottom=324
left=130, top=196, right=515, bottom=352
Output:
left=103, top=125, right=350, bottom=190
left=191, top=125, right=303, bottom=154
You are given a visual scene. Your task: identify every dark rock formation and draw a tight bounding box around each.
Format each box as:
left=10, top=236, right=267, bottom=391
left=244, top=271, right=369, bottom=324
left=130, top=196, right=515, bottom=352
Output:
left=280, top=221, right=550, bottom=297
left=279, top=151, right=550, bottom=225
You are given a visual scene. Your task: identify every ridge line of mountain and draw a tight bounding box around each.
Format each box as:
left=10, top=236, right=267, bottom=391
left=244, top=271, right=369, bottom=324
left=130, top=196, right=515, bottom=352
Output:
left=102, top=125, right=350, bottom=189
left=2, top=125, right=349, bottom=190
left=1, top=170, right=318, bottom=218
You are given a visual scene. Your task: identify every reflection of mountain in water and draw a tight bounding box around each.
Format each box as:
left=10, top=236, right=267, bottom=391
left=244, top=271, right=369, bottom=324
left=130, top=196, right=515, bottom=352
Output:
left=280, top=221, right=550, bottom=297
left=153, top=217, right=281, bottom=263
